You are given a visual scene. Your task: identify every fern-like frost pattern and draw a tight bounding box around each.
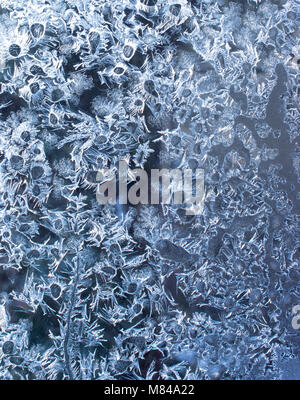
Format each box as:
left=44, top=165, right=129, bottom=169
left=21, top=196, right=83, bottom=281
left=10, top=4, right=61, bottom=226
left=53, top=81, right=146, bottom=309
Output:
left=0, top=0, right=299, bottom=380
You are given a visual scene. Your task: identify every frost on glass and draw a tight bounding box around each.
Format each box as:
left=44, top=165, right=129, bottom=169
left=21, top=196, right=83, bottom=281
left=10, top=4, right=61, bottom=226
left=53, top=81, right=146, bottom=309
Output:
left=0, top=0, right=299, bottom=380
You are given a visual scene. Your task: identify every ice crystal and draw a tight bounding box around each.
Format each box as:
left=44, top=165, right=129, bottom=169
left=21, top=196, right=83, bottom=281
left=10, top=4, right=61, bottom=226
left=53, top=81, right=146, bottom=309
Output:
left=0, top=0, right=299, bottom=381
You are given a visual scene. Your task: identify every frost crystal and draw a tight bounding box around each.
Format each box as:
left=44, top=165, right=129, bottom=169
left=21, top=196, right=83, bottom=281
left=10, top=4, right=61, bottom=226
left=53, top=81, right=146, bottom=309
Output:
left=0, top=0, right=299, bottom=381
